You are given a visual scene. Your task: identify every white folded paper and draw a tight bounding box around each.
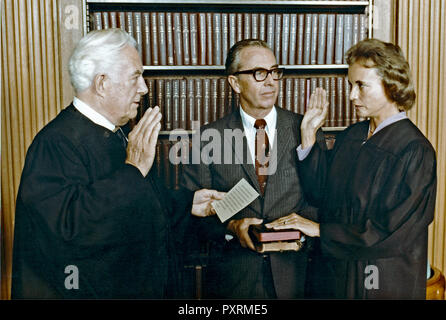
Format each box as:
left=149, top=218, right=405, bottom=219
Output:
left=211, top=178, right=259, bottom=223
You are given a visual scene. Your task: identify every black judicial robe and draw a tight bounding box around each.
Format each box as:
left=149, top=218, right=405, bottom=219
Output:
left=299, top=119, right=436, bottom=299
left=12, top=104, right=194, bottom=299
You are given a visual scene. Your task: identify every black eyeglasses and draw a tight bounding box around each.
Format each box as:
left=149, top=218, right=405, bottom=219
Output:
left=232, top=67, right=284, bottom=82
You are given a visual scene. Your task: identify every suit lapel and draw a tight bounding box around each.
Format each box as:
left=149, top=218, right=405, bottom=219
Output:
left=226, top=109, right=261, bottom=194
left=263, top=108, right=294, bottom=198
left=273, top=108, right=294, bottom=167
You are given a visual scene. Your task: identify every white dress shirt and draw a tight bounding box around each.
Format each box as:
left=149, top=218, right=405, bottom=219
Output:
left=239, top=106, right=277, bottom=165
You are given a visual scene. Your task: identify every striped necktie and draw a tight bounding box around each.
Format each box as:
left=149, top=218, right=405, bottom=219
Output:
left=254, top=119, right=270, bottom=195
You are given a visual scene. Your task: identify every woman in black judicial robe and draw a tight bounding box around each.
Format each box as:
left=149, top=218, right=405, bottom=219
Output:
left=266, top=39, right=437, bottom=299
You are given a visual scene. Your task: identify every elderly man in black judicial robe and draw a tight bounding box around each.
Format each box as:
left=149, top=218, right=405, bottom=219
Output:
left=11, top=28, right=224, bottom=299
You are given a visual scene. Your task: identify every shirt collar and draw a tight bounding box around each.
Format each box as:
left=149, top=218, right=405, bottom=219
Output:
left=73, top=97, right=116, bottom=132
left=372, top=111, right=408, bottom=136
left=239, top=105, right=277, bottom=133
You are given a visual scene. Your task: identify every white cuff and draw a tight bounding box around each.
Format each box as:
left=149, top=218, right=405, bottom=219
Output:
left=296, top=144, right=313, bottom=161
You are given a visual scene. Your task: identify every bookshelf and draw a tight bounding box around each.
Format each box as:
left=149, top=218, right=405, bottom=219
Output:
left=83, top=0, right=373, bottom=190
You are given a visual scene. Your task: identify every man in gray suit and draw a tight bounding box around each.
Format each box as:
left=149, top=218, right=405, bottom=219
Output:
left=181, top=39, right=325, bottom=299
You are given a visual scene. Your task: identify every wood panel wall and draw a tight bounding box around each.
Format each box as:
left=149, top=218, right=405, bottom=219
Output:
left=2, top=0, right=57, bottom=299
left=395, top=0, right=446, bottom=277
left=1, top=0, right=445, bottom=299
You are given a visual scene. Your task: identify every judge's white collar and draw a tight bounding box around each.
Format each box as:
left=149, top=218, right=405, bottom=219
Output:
left=73, top=97, right=116, bottom=132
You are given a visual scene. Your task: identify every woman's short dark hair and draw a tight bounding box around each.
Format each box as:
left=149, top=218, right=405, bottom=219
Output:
left=225, top=39, right=273, bottom=75
left=346, top=38, right=416, bottom=110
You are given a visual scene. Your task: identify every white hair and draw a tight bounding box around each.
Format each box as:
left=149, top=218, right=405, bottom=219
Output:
left=68, top=28, right=137, bottom=92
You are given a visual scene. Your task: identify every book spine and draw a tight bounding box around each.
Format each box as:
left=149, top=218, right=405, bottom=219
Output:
left=213, top=13, right=221, bottom=65
left=210, top=78, right=218, bottom=123
left=259, top=14, right=266, bottom=42
left=133, top=12, right=143, bottom=56
left=194, top=79, right=202, bottom=127
left=118, top=12, right=126, bottom=31
left=202, top=79, right=210, bottom=125
left=206, top=13, right=214, bottom=65
left=251, top=13, right=259, bottom=39
left=161, top=80, right=170, bottom=131
left=326, top=14, right=336, bottom=64
left=227, top=85, right=234, bottom=115
left=93, top=12, right=102, bottom=30
left=317, top=14, right=327, bottom=65
left=274, top=14, right=282, bottom=64
left=109, top=12, right=117, bottom=28
left=352, top=14, right=360, bottom=46
left=145, top=78, right=155, bottom=109
left=218, top=78, right=227, bottom=119
left=310, top=77, right=317, bottom=95
left=282, top=14, right=290, bottom=66
left=187, top=79, right=195, bottom=130
left=229, top=13, right=237, bottom=48
left=317, top=77, right=327, bottom=126
left=288, top=14, right=297, bottom=65
left=335, top=14, right=344, bottom=64
left=343, top=14, right=353, bottom=64
left=310, top=14, right=318, bottom=65
left=277, top=80, right=284, bottom=109
left=182, top=13, right=190, bottom=65
left=173, top=13, right=183, bottom=65
left=102, top=12, right=109, bottom=29
left=126, top=12, right=134, bottom=38
left=266, top=14, right=275, bottom=50
left=221, top=13, right=229, bottom=67
left=244, top=13, right=251, bottom=39
left=172, top=79, right=180, bottom=129
left=303, top=14, right=312, bottom=65
left=305, top=78, right=311, bottom=112
left=344, top=76, right=351, bottom=126
left=198, top=13, right=207, bottom=65
left=329, top=77, right=336, bottom=127
left=285, top=78, right=293, bottom=111
left=337, top=76, right=344, bottom=127
left=324, top=77, right=331, bottom=127
left=158, top=12, right=167, bottom=65
left=236, top=14, right=244, bottom=44
left=359, top=14, right=368, bottom=41
left=296, top=14, right=305, bottom=65
left=293, top=78, right=299, bottom=114
left=180, top=79, right=187, bottom=129
left=142, top=13, right=152, bottom=65
left=166, top=12, right=175, bottom=66
left=150, top=12, right=159, bottom=65
left=189, top=13, right=199, bottom=65
left=234, top=90, right=240, bottom=111
left=299, top=78, right=306, bottom=114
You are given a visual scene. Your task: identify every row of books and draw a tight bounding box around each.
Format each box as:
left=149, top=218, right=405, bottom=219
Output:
left=91, top=11, right=368, bottom=66
left=140, top=77, right=238, bottom=130
left=153, top=138, right=186, bottom=190
left=277, top=76, right=364, bottom=127
left=138, top=76, right=362, bottom=131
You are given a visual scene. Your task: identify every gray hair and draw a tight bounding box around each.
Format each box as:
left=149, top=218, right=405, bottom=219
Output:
left=225, top=39, right=273, bottom=75
left=68, top=28, right=137, bottom=92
